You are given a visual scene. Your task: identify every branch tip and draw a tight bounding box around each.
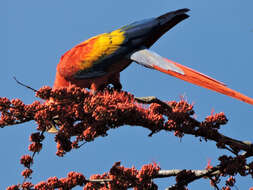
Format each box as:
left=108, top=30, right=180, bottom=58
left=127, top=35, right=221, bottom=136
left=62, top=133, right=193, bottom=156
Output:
left=13, top=76, right=37, bottom=92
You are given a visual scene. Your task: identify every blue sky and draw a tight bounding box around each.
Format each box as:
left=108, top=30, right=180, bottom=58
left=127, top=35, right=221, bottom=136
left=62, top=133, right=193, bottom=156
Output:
left=3, top=0, right=253, bottom=189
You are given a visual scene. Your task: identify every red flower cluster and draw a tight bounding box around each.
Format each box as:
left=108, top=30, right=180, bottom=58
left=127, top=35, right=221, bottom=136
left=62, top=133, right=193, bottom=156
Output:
left=0, top=97, right=11, bottom=111
left=6, top=185, right=19, bottom=190
left=168, top=100, right=194, bottom=115
left=22, top=182, right=33, bottom=189
left=33, top=172, right=86, bottom=189
left=219, top=155, right=246, bottom=176
left=28, top=142, right=42, bottom=153
left=225, top=176, right=235, bottom=187
left=84, top=162, right=160, bottom=190
left=0, top=86, right=230, bottom=157
left=29, top=132, right=45, bottom=143
left=6, top=183, right=34, bottom=190
left=20, top=155, right=33, bottom=168
left=27, top=172, right=86, bottom=190
left=27, top=132, right=44, bottom=154
left=137, top=162, right=160, bottom=181
left=20, top=155, right=34, bottom=179
left=39, top=86, right=167, bottom=155
left=0, top=97, right=42, bottom=127
left=7, top=162, right=160, bottom=190
left=21, top=168, right=33, bottom=178
left=204, top=112, right=228, bottom=129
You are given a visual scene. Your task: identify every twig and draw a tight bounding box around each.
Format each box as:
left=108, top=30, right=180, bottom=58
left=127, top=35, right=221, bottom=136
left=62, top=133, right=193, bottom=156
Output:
left=13, top=77, right=37, bottom=92
left=218, top=135, right=253, bottom=156
left=208, top=177, right=220, bottom=190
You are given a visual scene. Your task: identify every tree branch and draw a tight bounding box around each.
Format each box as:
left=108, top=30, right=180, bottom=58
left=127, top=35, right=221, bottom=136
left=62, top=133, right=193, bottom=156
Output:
left=2, top=86, right=253, bottom=189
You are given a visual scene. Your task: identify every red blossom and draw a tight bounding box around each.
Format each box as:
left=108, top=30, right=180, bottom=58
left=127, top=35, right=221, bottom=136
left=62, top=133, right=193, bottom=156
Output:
left=165, top=120, right=177, bottom=130
left=169, top=100, right=194, bottom=115
left=29, top=132, right=45, bottom=142
left=22, top=182, right=33, bottom=189
left=11, top=98, right=25, bottom=108
left=206, top=159, right=213, bottom=170
left=82, top=126, right=98, bottom=142
left=21, top=168, right=33, bottom=178
left=34, top=109, right=53, bottom=131
left=46, top=177, right=62, bottom=188
left=66, top=172, right=86, bottom=186
left=149, top=103, right=163, bottom=114
left=24, top=101, right=41, bottom=118
left=28, top=142, right=42, bottom=153
left=20, top=155, right=33, bottom=168
left=36, top=86, right=52, bottom=100
left=225, top=176, right=235, bottom=186
left=56, top=149, right=65, bottom=157
left=84, top=162, right=160, bottom=189
left=0, top=98, right=43, bottom=128
left=137, top=162, right=160, bottom=181
left=8, top=99, right=25, bottom=120
left=0, top=97, right=11, bottom=111
left=109, top=162, right=160, bottom=189
left=31, top=172, right=86, bottom=190
left=6, top=185, right=19, bottom=190
left=204, top=112, right=228, bottom=129
left=34, top=181, right=48, bottom=190
left=55, top=133, right=72, bottom=153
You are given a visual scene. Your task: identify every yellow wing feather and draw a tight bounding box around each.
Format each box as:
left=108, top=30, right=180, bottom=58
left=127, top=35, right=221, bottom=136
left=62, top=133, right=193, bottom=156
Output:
left=79, top=29, right=125, bottom=70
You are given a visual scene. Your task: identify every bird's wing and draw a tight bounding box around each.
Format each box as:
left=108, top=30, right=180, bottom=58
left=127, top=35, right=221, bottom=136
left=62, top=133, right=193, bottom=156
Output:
left=72, top=30, right=127, bottom=79
left=131, top=49, right=253, bottom=105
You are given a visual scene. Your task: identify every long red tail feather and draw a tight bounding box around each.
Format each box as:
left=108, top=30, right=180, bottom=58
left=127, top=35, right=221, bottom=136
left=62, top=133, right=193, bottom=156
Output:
left=152, top=58, right=253, bottom=105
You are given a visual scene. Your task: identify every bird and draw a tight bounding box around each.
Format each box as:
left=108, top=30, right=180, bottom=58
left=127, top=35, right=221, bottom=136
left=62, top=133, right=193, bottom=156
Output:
left=53, top=8, right=253, bottom=106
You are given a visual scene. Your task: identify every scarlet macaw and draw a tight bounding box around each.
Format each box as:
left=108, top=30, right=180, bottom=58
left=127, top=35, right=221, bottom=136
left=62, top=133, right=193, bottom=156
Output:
left=53, top=8, right=253, bottom=105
